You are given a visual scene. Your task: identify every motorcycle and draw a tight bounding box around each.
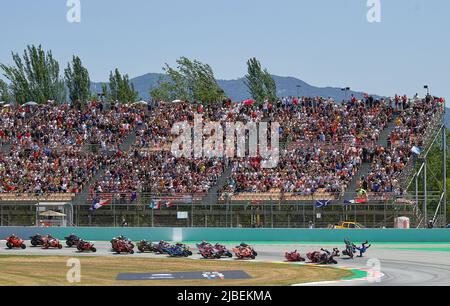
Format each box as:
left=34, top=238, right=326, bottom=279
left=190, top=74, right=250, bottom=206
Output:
left=232, top=244, right=257, bottom=259
left=43, top=237, right=63, bottom=249
left=198, top=244, right=221, bottom=259
left=342, top=238, right=355, bottom=259
left=65, top=234, right=81, bottom=247
left=196, top=241, right=213, bottom=253
left=306, top=248, right=338, bottom=264
left=30, top=234, right=45, bottom=247
left=154, top=240, right=172, bottom=254
left=318, top=248, right=338, bottom=265
left=285, top=250, right=305, bottom=262
left=306, top=251, right=322, bottom=263
left=137, top=240, right=156, bottom=253
left=165, top=244, right=192, bottom=257
left=5, top=235, right=26, bottom=249
left=213, top=243, right=233, bottom=258
left=111, top=237, right=134, bottom=254
left=77, top=240, right=97, bottom=252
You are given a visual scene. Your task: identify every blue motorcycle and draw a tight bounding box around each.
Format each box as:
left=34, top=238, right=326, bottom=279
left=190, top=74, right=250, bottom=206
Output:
left=164, top=244, right=192, bottom=257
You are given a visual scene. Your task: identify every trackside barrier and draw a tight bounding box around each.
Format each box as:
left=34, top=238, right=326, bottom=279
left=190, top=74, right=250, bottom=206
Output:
left=0, top=227, right=449, bottom=242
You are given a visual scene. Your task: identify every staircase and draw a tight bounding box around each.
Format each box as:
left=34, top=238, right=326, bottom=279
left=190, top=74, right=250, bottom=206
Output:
left=344, top=114, right=398, bottom=199
left=201, top=163, right=234, bottom=205
left=0, top=141, right=12, bottom=154
left=72, top=126, right=139, bottom=207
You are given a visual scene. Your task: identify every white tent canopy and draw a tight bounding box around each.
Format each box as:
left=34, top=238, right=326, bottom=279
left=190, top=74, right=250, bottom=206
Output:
left=131, top=100, right=148, bottom=105
left=23, top=101, right=38, bottom=106
left=39, top=210, right=66, bottom=217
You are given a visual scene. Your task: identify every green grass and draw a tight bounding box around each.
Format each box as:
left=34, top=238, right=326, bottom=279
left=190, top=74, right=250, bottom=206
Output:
left=0, top=255, right=353, bottom=286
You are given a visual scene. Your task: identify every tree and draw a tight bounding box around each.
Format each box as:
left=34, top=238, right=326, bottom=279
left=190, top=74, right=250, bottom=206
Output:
left=64, top=55, right=91, bottom=103
left=0, top=45, right=65, bottom=103
left=0, top=79, right=10, bottom=102
left=106, top=68, right=139, bottom=103
left=149, top=76, right=173, bottom=102
left=150, top=57, right=225, bottom=103
left=244, top=57, right=277, bottom=103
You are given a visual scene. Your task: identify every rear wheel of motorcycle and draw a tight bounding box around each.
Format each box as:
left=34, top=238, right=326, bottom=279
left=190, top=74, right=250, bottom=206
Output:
left=31, top=241, right=37, bottom=247
left=66, top=241, right=72, bottom=247
left=21, top=244, right=26, bottom=249
left=138, top=247, right=144, bottom=253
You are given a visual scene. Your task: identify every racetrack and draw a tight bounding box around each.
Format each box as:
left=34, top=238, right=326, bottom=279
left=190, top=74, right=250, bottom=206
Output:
left=1, top=240, right=449, bottom=286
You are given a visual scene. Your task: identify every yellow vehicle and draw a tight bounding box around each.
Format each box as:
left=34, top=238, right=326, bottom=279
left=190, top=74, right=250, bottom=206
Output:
left=332, top=221, right=365, bottom=229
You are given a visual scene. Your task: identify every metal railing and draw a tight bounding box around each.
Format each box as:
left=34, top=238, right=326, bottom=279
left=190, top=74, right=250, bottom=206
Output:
left=0, top=191, right=443, bottom=228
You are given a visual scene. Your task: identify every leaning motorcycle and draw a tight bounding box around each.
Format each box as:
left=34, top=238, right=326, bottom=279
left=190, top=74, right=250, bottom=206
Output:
left=77, top=240, right=97, bottom=252
left=137, top=240, right=156, bottom=253
left=5, top=235, right=26, bottom=249
left=285, top=250, right=305, bottom=262
left=65, top=234, right=81, bottom=247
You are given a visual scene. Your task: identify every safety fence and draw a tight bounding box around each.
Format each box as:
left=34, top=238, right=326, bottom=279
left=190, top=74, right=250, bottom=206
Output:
left=0, top=191, right=443, bottom=229
left=0, top=227, right=449, bottom=243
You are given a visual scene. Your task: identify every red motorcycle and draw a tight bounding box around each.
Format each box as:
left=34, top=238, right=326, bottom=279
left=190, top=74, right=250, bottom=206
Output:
left=111, top=238, right=134, bottom=254
left=5, top=235, right=26, bottom=249
left=285, top=250, right=305, bottom=262
left=43, top=237, right=63, bottom=249
left=306, top=251, right=322, bottom=263
left=77, top=240, right=97, bottom=252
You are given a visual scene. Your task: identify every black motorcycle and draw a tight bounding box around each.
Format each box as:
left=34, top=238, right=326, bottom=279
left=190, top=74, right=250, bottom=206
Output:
left=319, top=248, right=338, bottom=264
left=65, top=234, right=81, bottom=247
left=137, top=240, right=156, bottom=253
left=30, top=234, right=44, bottom=247
left=342, top=238, right=355, bottom=259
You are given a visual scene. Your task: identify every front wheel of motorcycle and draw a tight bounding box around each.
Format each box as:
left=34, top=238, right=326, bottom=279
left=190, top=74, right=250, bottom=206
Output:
left=91, top=247, right=97, bottom=252
left=129, top=250, right=134, bottom=254
left=6, top=242, right=12, bottom=249
left=21, top=244, right=26, bottom=249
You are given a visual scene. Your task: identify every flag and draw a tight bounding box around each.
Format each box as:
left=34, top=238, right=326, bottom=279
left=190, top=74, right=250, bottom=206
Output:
left=344, top=198, right=368, bottom=205
left=411, top=146, right=421, bottom=155
left=165, top=201, right=174, bottom=208
left=89, top=198, right=110, bottom=211
left=130, top=191, right=137, bottom=203
left=149, top=200, right=162, bottom=209
left=315, top=200, right=331, bottom=209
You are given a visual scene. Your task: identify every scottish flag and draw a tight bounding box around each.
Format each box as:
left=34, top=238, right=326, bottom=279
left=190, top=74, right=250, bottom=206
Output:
left=315, top=200, right=331, bottom=209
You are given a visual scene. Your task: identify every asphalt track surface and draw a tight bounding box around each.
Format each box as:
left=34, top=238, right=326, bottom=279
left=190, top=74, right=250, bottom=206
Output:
left=1, top=240, right=450, bottom=286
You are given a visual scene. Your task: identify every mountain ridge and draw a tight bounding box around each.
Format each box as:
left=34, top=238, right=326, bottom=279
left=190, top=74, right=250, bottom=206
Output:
left=90, top=73, right=379, bottom=102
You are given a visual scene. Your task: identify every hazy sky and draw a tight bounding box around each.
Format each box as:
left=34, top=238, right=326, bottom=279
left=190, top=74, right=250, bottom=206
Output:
left=1, top=0, right=449, bottom=99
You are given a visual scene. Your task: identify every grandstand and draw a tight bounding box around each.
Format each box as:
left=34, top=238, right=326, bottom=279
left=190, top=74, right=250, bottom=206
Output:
left=0, top=95, right=446, bottom=228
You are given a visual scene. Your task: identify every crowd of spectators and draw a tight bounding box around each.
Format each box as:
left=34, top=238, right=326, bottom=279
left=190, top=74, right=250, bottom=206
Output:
left=0, top=102, right=145, bottom=194
left=363, top=95, right=444, bottom=194
left=0, top=94, right=444, bottom=200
